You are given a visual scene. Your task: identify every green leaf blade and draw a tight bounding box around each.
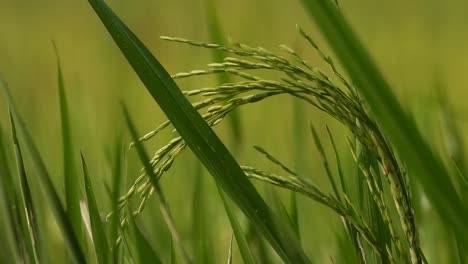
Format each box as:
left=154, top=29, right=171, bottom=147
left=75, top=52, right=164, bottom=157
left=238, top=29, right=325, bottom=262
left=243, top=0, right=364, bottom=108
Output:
left=0, top=124, right=21, bottom=263
left=110, top=141, right=123, bottom=264
left=191, top=164, right=213, bottom=263
left=10, top=112, right=40, bottom=264
left=54, top=44, right=85, bottom=252
left=218, top=188, right=256, bottom=264
left=81, top=154, right=110, bottom=264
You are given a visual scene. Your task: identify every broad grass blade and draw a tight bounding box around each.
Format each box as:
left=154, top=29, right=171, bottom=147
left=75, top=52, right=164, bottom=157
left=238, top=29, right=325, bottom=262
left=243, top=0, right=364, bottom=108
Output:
left=81, top=154, right=110, bottom=264
left=0, top=80, right=86, bottom=264
left=87, top=0, right=310, bottom=262
left=301, top=0, right=468, bottom=239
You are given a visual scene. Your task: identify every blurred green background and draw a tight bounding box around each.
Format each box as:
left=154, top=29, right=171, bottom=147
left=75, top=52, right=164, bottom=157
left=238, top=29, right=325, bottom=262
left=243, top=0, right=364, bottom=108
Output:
left=1, top=0, right=468, bottom=262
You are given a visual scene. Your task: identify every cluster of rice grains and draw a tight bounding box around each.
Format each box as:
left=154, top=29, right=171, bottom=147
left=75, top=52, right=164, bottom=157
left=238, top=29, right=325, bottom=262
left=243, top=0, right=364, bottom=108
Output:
left=117, top=26, right=424, bottom=264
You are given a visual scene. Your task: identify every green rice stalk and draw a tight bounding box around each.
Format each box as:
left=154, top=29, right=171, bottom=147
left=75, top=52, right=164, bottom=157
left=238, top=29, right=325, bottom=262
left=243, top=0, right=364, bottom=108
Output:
left=154, top=35, right=409, bottom=260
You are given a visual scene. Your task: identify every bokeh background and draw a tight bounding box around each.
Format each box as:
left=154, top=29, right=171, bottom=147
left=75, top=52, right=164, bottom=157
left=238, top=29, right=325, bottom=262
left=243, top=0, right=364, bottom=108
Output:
left=1, top=0, right=467, bottom=262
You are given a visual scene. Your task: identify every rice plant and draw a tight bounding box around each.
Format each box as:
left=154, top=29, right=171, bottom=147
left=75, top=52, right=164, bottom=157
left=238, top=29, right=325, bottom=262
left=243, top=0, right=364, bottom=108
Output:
left=0, top=0, right=466, bottom=263
left=112, top=24, right=427, bottom=263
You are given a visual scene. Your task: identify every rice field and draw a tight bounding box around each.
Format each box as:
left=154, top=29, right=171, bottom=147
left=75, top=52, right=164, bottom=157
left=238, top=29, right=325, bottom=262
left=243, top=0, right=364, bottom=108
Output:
left=1, top=0, right=467, bottom=263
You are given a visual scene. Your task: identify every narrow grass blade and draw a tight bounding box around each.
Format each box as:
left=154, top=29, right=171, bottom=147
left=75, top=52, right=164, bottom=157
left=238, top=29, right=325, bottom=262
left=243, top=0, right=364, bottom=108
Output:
left=0, top=126, right=21, bottom=263
left=254, top=146, right=298, bottom=177
left=227, top=234, right=234, bottom=264
left=245, top=222, right=271, bottom=263
left=291, top=98, right=305, bottom=240
left=53, top=43, right=84, bottom=250
left=451, top=159, right=468, bottom=189
left=110, top=141, right=122, bottom=264
left=191, top=163, right=213, bottom=263
left=276, top=194, right=299, bottom=240
left=268, top=189, right=294, bottom=234
left=0, top=80, right=86, bottom=264
left=170, top=239, right=177, bottom=264
left=122, top=106, right=192, bottom=264
left=335, top=231, right=359, bottom=264
left=436, top=79, right=468, bottom=192
left=81, top=153, right=110, bottom=264
left=10, top=112, right=40, bottom=264
left=218, top=188, right=256, bottom=264
left=87, top=1, right=310, bottom=262
left=126, top=205, right=163, bottom=264
left=289, top=192, right=299, bottom=238
left=301, top=0, right=468, bottom=239
left=325, top=127, right=347, bottom=195
left=309, top=123, right=340, bottom=201
left=326, top=129, right=364, bottom=262
left=205, top=0, right=242, bottom=145
left=0, top=171, right=20, bottom=263
left=368, top=160, right=392, bottom=252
